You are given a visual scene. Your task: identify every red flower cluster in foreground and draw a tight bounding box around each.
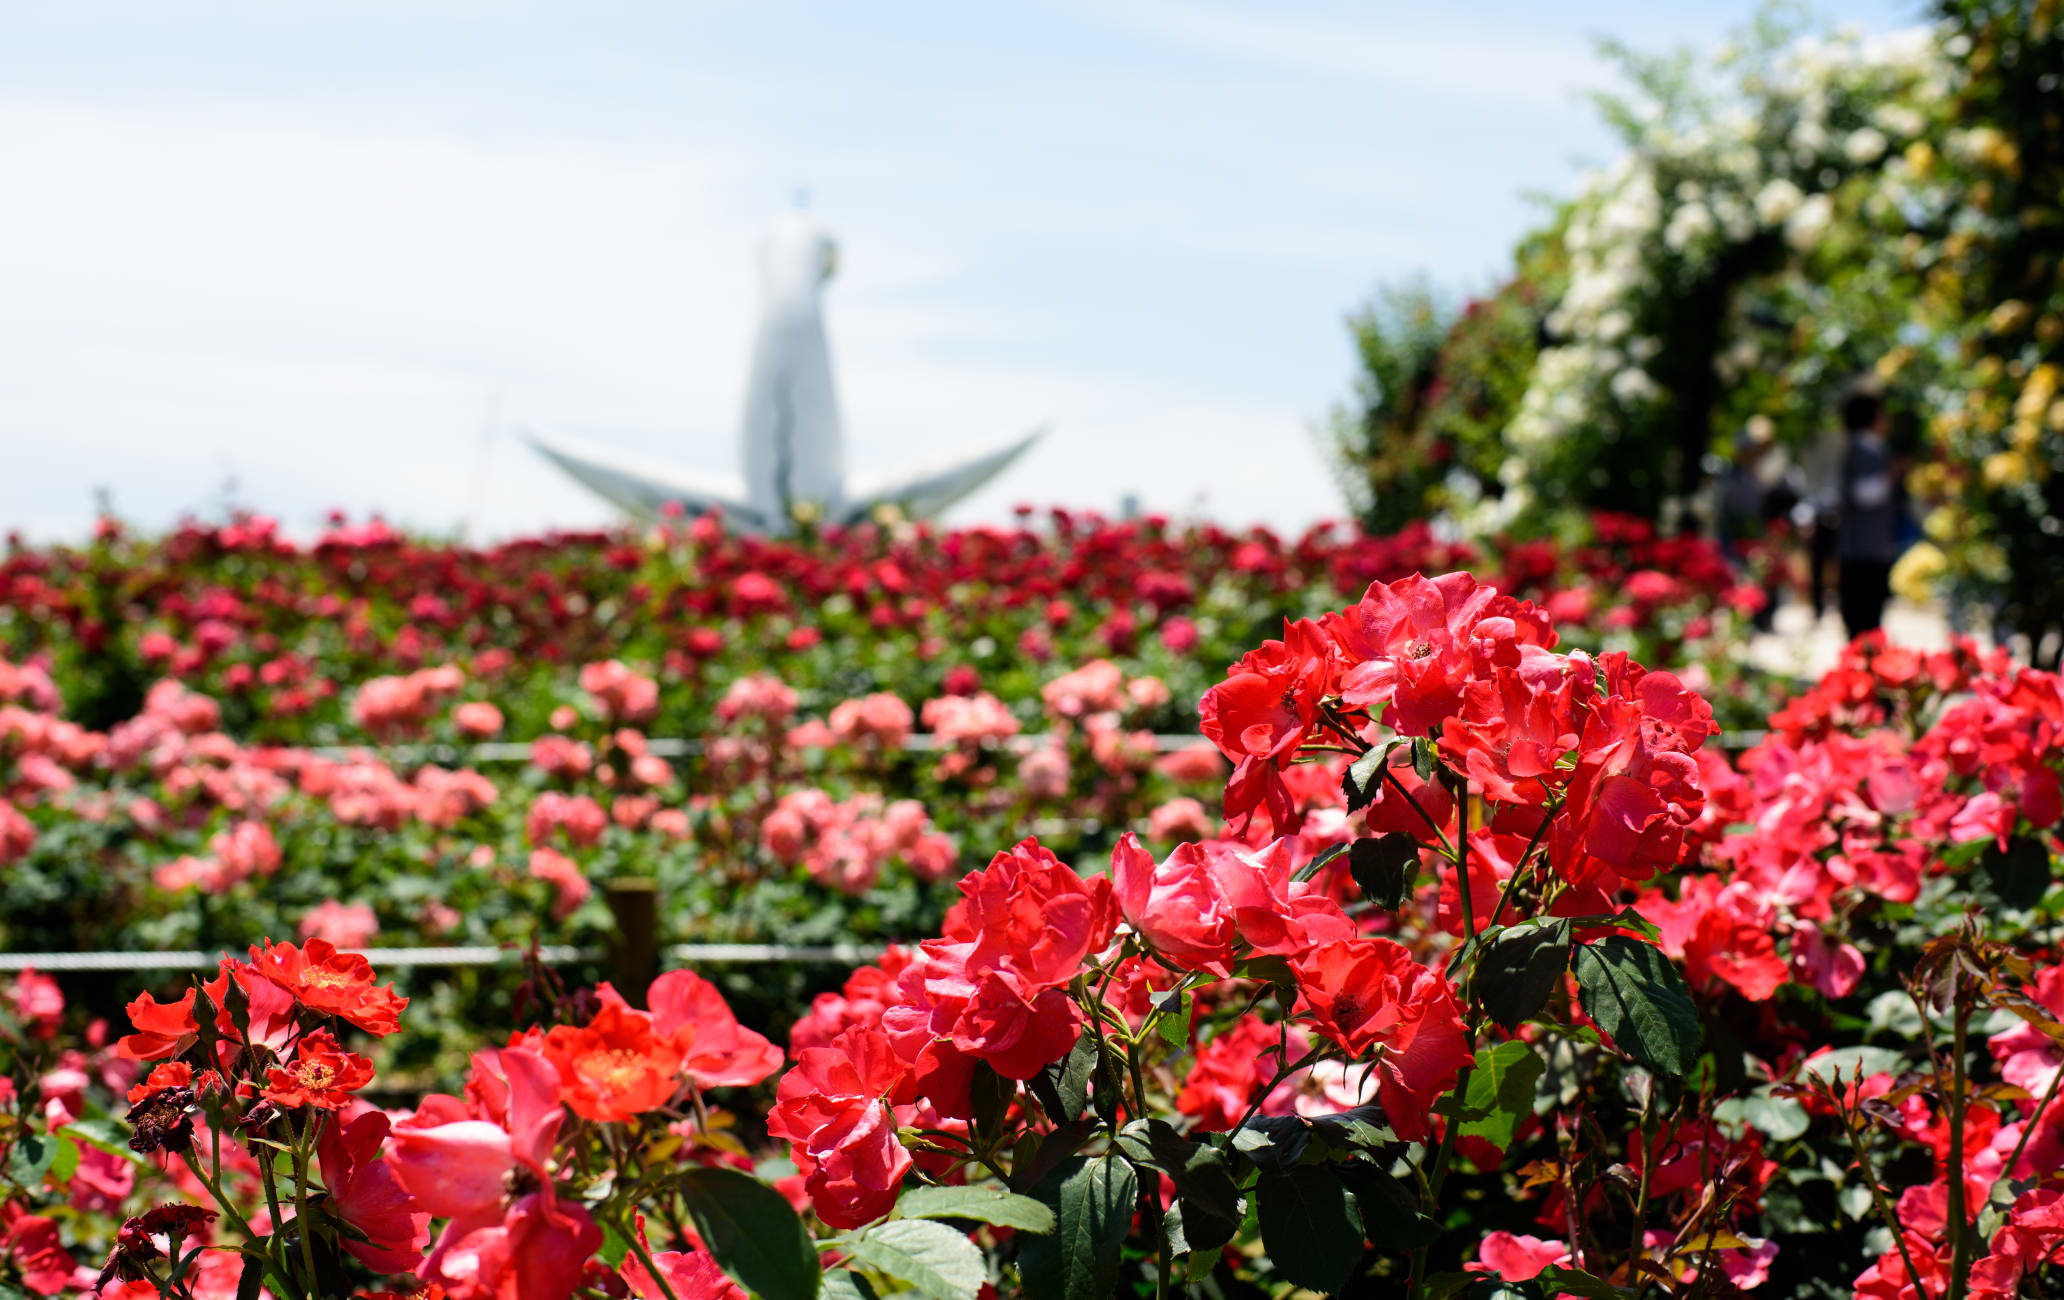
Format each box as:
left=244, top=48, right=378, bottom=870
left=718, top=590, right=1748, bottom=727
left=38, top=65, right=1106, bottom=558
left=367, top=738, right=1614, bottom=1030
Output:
left=86, top=939, right=783, bottom=1300
left=32, top=563, right=2064, bottom=1300
left=771, top=571, right=1711, bottom=1228
left=1201, top=571, right=1716, bottom=896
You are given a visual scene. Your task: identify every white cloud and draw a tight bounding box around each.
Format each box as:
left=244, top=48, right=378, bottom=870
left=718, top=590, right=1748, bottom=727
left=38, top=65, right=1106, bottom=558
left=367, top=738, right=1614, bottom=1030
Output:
left=1092, top=0, right=1604, bottom=111
left=0, top=101, right=1337, bottom=541
left=10, top=3, right=1877, bottom=545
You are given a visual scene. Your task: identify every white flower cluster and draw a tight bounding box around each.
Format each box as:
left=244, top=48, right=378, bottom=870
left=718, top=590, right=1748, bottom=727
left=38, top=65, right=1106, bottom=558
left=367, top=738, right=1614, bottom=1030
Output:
left=1498, top=23, right=1950, bottom=509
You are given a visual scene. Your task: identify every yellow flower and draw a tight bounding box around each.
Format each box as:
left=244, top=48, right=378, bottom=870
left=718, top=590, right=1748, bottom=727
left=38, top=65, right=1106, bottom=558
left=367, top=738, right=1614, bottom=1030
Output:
left=1875, top=347, right=1916, bottom=380
left=1924, top=505, right=1960, bottom=543
left=1983, top=450, right=2034, bottom=488
left=1990, top=300, right=2034, bottom=335
left=1891, top=543, right=1946, bottom=604
left=2018, top=365, right=2059, bottom=416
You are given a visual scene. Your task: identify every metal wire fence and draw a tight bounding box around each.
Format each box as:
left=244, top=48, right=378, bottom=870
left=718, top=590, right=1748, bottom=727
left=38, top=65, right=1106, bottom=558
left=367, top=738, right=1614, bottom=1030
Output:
left=6, top=726, right=1771, bottom=979
left=304, top=729, right=1768, bottom=765
left=0, top=942, right=887, bottom=975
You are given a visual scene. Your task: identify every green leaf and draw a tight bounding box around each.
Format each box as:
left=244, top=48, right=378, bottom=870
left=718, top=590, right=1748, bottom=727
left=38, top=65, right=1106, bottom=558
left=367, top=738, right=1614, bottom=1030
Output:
left=1113, top=1120, right=1243, bottom=1253
left=1940, top=838, right=1991, bottom=869
left=896, top=1185, right=1055, bottom=1234
left=1342, top=742, right=1398, bottom=813
left=1294, top=842, right=1352, bottom=884
left=1713, top=1094, right=1810, bottom=1142
left=968, top=1062, right=1014, bottom=1140
left=1979, top=836, right=2052, bottom=909
left=842, top=1220, right=985, bottom=1300
left=597, top=1219, right=633, bottom=1269
left=1454, top=1041, right=1544, bottom=1153
left=820, top=1272, right=880, bottom=1300
left=1349, top=835, right=1420, bottom=909
left=1019, top=1155, right=1137, bottom=1300
left=1089, top=1040, right=1125, bottom=1126
left=1029, top=1032, right=1098, bottom=1125
left=48, top=1133, right=79, bottom=1187
left=1256, top=1165, right=1364, bottom=1295
left=234, top=1252, right=265, bottom=1300
left=1573, top=936, right=1702, bottom=1077
left=64, top=1117, right=145, bottom=1167
left=1534, top=1266, right=1634, bottom=1297
left=1229, top=1115, right=1309, bottom=1170
left=6, top=1133, right=55, bottom=1190
left=1154, top=989, right=1193, bottom=1049
left=1231, top=953, right=1295, bottom=987
left=1412, top=738, right=1438, bottom=782
left=676, top=1166, right=821, bottom=1300
left=1475, top=919, right=1573, bottom=1031
left=1008, top=1118, right=1098, bottom=1196
left=1606, top=907, right=1662, bottom=943
left=1306, top=1107, right=1397, bottom=1154
left=1333, top=1159, right=1437, bottom=1251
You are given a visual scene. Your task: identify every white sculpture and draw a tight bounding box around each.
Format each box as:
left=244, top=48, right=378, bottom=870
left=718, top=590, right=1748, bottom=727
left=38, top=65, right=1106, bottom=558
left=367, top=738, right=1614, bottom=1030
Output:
left=528, top=208, right=1043, bottom=533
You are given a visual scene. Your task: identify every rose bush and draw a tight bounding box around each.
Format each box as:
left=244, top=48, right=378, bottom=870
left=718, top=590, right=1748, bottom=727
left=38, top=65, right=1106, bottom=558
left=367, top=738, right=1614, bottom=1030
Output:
left=1, top=524, right=2059, bottom=1297
left=0, top=513, right=1771, bottom=1069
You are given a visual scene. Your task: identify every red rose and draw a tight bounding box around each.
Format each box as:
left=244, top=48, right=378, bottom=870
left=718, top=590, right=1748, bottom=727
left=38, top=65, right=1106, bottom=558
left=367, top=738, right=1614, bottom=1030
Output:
left=768, top=1027, right=913, bottom=1230
left=542, top=998, right=683, bottom=1123
left=262, top=1030, right=375, bottom=1110
left=114, top=989, right=198, bottom=1063
left=1290, top=937, right=1471, bottom=1141
left=248, top=938, right=408, bottom=1037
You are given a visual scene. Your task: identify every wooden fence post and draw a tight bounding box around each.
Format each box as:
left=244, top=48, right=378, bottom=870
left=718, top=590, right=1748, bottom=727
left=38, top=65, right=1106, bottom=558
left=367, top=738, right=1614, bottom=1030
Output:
left=604, top=877, right=660, bottom=1007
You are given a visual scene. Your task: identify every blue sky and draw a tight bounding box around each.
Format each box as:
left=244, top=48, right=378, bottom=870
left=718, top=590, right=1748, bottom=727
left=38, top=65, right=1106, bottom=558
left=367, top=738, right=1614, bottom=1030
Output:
left=0, top=0, right=1913, bottom=540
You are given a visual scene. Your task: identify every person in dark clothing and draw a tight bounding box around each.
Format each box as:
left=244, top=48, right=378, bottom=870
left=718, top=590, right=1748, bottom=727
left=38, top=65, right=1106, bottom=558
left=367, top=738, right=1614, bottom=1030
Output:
left=1835, top=388, right=1898, bottom=637
left=1798, top=423, right=1845, bottom=620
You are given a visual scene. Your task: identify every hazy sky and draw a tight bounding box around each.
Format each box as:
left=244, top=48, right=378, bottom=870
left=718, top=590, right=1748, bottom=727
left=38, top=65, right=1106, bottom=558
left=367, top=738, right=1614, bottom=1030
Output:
left=0, top=1, right=1911, bottom=541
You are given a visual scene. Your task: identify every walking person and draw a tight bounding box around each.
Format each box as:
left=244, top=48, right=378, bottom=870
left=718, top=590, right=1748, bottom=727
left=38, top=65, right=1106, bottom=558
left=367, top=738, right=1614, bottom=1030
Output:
left=1717, top=422, right=1787, bottom=633
left=1835, top=387, right=1899, bottom=638
left=1797, top=421, right=1845, bottom=623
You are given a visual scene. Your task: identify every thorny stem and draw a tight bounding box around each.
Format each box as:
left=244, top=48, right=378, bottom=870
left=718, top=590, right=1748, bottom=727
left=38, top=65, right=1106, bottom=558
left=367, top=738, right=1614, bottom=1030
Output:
left=1841, top=1098, right=1932, bottom=1300
left=253, top=1134, right=288, bottom=1290
left=1452, top=774, right=1476, bottom=940
left=1626, top=1089, right=1656, bottom=1268
left=180, top=1149, right=295, bottom=1299
left=1313, top=705, right=1373, bottom=757
left=1149, top=1191, right=1174, bottom=1300
left=1947, top=1004, right=1972, bottom=1300
left=1406, top=1060, right=1471, bottom=1300
left=686, top=1083, right=710, bottom=1135
left=1560, top=1119, right=1585, bottom=1272
left=1315, top=706, right=1455, bottom=857
left=1379, top=766, right=1456, bottom=858
left=1126, top=1035, right=1151, bottom=1130
left=1075, top=964, right=1126, bottom=1136
left=293, top=1110, right=322, bottom=1297
left=1229, top=1045, right=1325, bottom=1137
left=1483, top=802, right=1557, bottom=935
